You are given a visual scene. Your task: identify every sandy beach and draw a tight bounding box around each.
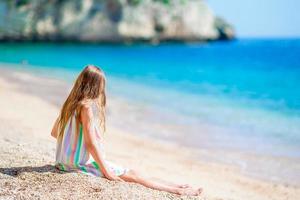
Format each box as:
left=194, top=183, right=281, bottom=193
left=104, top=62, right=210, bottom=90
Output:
left=0, top=66, right=299, bottom=200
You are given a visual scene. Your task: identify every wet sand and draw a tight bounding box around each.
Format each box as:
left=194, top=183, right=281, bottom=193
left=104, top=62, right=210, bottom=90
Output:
left=0, top=66, right=299, bottom=200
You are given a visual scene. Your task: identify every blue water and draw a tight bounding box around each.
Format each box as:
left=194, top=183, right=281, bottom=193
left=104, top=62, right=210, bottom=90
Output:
left=1, top=39, right=300, bottom=182
left=1, top=39, right=300, bottom=111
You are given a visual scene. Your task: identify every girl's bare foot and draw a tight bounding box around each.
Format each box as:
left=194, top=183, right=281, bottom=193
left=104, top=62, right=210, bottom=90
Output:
left=197, top=187, right=203, bottom=195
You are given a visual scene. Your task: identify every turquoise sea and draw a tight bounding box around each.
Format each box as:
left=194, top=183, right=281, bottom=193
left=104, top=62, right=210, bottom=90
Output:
left=0, top=39, right=300, bottom=184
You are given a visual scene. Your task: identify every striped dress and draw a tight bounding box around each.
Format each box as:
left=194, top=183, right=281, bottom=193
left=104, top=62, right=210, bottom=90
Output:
left=55, top=101, right=128, bottom=177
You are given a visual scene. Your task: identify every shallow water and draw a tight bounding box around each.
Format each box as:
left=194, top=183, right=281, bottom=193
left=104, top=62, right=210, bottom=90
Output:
left=1, top=39, right=300, bottom=185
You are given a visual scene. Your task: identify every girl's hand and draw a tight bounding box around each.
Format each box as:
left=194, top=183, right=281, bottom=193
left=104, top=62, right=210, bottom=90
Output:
left=106, top=174, right=124, bottom=182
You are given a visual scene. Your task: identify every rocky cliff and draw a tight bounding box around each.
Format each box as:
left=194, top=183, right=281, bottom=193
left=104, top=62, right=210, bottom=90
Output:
left=0, top=0, right=235, bottom=43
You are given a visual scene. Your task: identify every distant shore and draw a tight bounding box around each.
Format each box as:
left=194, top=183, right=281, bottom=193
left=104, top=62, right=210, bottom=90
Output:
left=0, top=65, right=299, bottom=199
left=0, top=36, right=235, bottom=45
left=0, top=0, right=235, bottom=45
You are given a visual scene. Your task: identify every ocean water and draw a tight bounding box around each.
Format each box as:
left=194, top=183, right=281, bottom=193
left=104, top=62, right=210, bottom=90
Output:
left=0, top=39, right=300, bottom=184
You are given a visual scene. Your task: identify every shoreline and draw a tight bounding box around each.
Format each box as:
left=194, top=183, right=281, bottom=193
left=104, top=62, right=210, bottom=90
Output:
left=0, top=65, right=299, bottom=199
left=0, top=37, right=235, bottom=45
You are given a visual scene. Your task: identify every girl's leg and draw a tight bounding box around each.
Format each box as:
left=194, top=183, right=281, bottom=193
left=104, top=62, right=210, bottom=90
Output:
left=149, top=177, right=191, bottom=188
left=119, top=170, right=201, bottom=196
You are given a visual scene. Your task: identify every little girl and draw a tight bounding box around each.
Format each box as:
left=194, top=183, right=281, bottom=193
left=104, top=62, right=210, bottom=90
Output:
left=51, top=65, right=202, bottom=196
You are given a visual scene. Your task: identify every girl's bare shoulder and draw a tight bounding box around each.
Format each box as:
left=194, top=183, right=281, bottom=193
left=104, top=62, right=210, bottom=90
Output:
left=79, top=100, right=94, bottom=117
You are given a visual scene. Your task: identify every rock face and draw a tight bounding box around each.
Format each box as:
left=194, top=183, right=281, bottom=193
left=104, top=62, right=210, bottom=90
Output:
left=0, top=0, right=235, bottom=43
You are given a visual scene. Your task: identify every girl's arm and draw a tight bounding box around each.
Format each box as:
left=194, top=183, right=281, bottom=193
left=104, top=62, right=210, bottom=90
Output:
left=51, top=117, right=59, bottom=139
left=80, top=104, right=123, bottom=181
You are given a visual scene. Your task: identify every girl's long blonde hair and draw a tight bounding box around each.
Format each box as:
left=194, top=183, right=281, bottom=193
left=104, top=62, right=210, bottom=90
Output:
left=57, top=65, right=106, bottom=139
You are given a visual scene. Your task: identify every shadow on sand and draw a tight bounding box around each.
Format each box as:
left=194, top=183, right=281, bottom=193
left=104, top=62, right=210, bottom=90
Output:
left=0, top=164, right=64, bottom=177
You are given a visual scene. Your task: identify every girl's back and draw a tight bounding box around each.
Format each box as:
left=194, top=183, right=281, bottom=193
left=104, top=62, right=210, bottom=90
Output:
left=55, top=101, right=104, bottom=176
